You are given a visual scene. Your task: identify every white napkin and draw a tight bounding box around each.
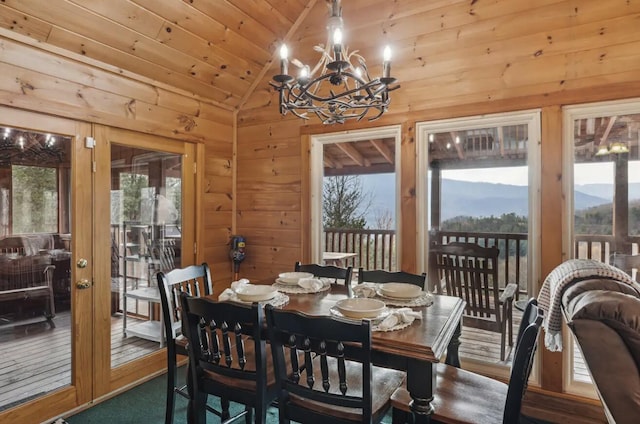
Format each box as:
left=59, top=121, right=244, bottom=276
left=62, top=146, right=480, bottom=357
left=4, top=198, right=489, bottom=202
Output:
left=377, top=307, right=422, bottom=330
left=298, top=277, right=324, bottom=292
left=219, top=278, right=251, bottom=301
left=353, top=282, right=378, bottom=298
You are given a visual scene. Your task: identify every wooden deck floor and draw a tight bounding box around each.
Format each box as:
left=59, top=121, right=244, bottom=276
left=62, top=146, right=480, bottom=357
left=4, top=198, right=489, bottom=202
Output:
left=0, top=306, right=591, bottom=412
left=0, top=311, right=158, bottom=412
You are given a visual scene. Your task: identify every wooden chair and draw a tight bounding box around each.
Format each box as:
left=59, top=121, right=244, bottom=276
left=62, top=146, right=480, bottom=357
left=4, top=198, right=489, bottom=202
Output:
left=157, top=263, right=218, bottom=424
left=264, top=304, right=405, bottom=424
left=357, top=268, right=426, bottom=289
left=295, top=261, right=353, bottom=286
left=391, top=298, right=543, bottom=424
left=180, top=292, right=277, bottom=424
left=430, top=242, right=518, bottom=361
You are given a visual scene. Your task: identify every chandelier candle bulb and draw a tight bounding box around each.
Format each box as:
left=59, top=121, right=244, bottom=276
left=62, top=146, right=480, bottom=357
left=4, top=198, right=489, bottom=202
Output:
left=279, top=44, right=289, bottom=75
left=333, top=28, right=343, bottom=62
left=383, top=46, right=392, bottom=78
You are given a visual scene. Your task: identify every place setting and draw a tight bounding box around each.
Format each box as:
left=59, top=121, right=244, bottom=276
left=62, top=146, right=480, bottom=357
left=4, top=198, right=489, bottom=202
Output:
left=353, top=282, right=434, bottom=307
left=329, top=297, right=422, bottom=332
left=218, top=278, right=289, bottom=307
left=273, top=271, right=332, bottom=294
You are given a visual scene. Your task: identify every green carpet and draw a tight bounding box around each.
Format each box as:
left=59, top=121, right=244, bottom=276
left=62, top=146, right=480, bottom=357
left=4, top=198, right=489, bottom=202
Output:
left=64, top=367, right=392, bottom=424
left=64, top=367, right=551, bottom=424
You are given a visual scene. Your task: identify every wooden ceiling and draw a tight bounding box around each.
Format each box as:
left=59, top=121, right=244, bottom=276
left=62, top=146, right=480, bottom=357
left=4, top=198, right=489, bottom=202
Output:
left=1, top=1, right=638, bottom=172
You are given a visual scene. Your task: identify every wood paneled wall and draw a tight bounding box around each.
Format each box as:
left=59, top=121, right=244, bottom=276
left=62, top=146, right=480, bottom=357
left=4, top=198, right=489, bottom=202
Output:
left=236, top=0, right=640, bottom=419
left=0, top=34, right=235, bottom=289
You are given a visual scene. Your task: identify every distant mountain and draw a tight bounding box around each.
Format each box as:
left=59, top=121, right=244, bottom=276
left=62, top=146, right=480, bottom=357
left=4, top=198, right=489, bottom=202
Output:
left=357, top=175, right=613, bottom=225
left=575, top=183, right=640, bottom=201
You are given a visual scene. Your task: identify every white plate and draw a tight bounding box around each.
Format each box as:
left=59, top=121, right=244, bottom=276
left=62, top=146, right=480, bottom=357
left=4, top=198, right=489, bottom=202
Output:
left=335, top=298, right=386, bottom=319
left=330, top=305, right=390, bottom=322
left=378, top=283, right=423, bottom=300
left=277, top=272, right=314, bottom=285
left=234, top=285, right=278, bottom=302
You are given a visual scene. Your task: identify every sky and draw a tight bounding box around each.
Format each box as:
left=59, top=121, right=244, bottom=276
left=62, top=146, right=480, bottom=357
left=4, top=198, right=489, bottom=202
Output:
left=443, top=161, right=640, bottom=186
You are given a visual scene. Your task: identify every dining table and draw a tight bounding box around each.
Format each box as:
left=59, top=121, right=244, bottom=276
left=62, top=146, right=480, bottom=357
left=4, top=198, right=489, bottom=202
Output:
left=252, top=279, right=466, bottom=424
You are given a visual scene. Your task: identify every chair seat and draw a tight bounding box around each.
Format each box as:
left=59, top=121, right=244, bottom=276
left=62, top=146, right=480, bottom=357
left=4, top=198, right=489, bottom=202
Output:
left=391, top=364, right=507, bottom=424
left=291, top=357, right=406, bottom=422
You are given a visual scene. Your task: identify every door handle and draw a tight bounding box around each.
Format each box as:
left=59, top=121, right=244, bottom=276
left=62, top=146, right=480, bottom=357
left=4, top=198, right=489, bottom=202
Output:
left=76, top=279, right=92, bottom=289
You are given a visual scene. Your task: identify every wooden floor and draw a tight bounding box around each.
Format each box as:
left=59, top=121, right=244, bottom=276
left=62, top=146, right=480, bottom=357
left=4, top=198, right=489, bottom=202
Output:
left=0, top=305, right=591, bottom=412
left=0, top=310, right=158, bottom=412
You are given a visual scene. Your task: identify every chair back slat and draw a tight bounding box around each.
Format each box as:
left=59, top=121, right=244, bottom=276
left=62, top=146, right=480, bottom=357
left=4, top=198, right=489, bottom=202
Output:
left=295, top=261, right=353, bottom=286
left=357, top=268, right=426, bottom=289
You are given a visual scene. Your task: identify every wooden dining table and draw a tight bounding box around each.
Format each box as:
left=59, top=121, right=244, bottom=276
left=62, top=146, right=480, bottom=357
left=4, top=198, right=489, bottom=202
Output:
left=263, top=282, right=466, bottom=424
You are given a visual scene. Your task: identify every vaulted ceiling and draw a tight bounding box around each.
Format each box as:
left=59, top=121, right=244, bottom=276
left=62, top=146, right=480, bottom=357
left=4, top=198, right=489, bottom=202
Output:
left=1, top=1, right=639, bottom=172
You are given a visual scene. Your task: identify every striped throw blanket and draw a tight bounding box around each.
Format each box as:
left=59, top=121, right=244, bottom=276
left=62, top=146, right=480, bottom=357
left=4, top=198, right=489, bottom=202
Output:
left=537, top=259, right=639, bottom=351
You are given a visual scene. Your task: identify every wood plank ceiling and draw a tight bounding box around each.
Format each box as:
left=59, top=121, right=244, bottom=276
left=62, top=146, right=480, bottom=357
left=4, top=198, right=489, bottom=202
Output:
left=0, top=0, right=392, bottom=172
left=2, top=1, right=639, bottom=173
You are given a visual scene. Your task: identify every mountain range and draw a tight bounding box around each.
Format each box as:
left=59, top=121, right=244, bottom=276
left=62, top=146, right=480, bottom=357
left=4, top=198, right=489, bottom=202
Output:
left=359, top=174, right=640, bottom=225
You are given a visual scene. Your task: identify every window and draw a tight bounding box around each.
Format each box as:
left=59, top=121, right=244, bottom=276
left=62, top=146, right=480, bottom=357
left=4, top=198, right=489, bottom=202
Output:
left=563, top=98, right=640, bottom=396
left=417, top=110, right=541, bottom=374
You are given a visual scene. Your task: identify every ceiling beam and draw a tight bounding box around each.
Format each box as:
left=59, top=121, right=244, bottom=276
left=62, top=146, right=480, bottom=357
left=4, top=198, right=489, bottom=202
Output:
left=323, top=149, right=342, bottom=169
left=335, top=142, right=371, bottom=167
left=598, top=116, right=618, bottom=146
left=370, top=138, right=394, bottom=164
left=237, top=0, right=319, bottom=110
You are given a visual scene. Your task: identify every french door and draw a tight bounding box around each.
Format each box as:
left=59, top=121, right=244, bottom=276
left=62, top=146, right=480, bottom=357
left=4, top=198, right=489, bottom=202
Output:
left=0, top=107, right=93, bottom=422
left=0, top=111, right=196, bottom=423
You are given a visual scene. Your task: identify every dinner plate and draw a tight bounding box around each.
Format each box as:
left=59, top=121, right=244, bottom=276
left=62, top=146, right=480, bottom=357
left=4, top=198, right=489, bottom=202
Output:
left=378, top=283, right=423, bottom=300
left=335, top=298, right=386, bottom=319
left=277, top=272, right=314, bottom=285
left=234, top=285, right=278, bottom=302
left=330, top=305, right=390, bottom=322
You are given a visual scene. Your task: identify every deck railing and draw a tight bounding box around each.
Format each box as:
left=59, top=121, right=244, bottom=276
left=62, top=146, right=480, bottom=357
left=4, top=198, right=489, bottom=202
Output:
left=323, top=228, right=639, bottom=293
left=323, top=228, right=396, bottom=271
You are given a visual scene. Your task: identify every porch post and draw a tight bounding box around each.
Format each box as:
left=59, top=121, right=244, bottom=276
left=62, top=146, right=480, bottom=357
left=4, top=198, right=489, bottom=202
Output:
left=613, top=154, right=630, bottom=255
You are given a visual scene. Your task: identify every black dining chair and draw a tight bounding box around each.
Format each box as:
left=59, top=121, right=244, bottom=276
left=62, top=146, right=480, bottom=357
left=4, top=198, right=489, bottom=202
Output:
left=357, top=268, right=426, bottom=289
left=295, top=261, right=353, bottom=286
left=180, top=292, right=277, bottom=424
left=390, top=298, right=543, bottom=424
left=157, top=263, right=220, bottom=424
left=265, top=304, right=406, bottom=424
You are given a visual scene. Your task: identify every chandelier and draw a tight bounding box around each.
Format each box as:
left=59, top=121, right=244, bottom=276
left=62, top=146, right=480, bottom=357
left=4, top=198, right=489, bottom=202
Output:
left=270, top=0, right=399, bottom=125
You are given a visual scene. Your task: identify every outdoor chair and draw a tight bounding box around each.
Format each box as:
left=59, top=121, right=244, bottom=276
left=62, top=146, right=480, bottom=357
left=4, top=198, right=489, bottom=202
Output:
left=157, top=263, right=218, bottom=424
left=430, top=241, right=518, bottom=361
left=357, top=268, right=426, bottom=289
left=180, top=292, right=277, bottom=424
left=391, top=298, right=543, bottom=424
left=265, top=304, right=405, bottom=424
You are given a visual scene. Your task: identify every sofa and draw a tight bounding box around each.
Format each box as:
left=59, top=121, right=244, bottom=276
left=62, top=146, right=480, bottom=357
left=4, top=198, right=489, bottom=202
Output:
left=561, top=278, right=640, bottom=424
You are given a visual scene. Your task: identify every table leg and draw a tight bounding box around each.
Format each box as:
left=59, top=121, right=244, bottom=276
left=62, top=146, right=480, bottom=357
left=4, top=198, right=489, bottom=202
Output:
left=407, top=359, right=435, bottom=424
left=445, top=321, right=462, bottom=368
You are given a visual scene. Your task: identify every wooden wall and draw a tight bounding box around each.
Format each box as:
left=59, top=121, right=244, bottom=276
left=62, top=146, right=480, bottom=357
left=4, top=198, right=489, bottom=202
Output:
left=0, top=33, right=235, bottom=289
left=236, top=0, right=640, bottom=421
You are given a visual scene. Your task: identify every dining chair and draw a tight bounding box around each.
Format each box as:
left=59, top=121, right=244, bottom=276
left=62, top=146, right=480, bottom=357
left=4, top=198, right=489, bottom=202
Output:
left=357, top=268, right=426, bottom=289
left=264, top=304, right=406, bottom=424
left=430, top=241, right=518, bottom=360
left=295, top=261, right=353, bottom=286
left=179, top=292, right=277, bottom=424
left=390, top=298, right=543, bottom=424
left=157, top=263, right=219, bottom=424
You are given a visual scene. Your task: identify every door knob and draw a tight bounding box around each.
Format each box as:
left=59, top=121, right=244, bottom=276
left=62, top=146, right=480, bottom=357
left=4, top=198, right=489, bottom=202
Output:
left=76, top=279, right=92, bottom=289
left=77, top=258, right=88, bottom=268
